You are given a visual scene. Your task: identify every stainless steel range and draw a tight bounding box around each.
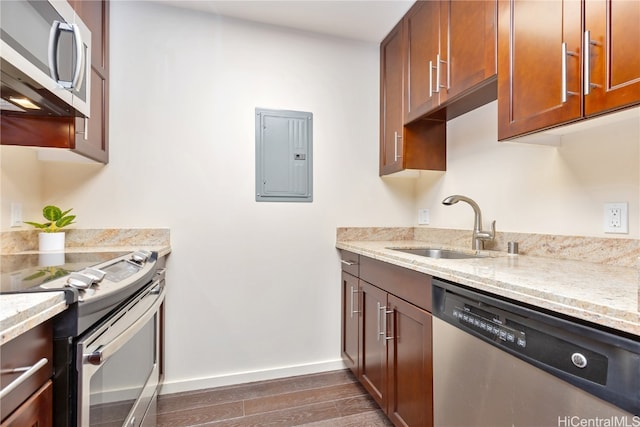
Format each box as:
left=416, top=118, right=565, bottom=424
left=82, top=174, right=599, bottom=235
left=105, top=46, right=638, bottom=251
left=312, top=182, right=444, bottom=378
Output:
left=1, top=249, right=166, bottom=427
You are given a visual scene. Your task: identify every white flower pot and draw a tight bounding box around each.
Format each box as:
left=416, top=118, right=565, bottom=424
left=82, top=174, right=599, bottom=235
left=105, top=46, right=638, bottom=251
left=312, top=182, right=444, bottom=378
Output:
left=39, top=232, right=65, bottom=252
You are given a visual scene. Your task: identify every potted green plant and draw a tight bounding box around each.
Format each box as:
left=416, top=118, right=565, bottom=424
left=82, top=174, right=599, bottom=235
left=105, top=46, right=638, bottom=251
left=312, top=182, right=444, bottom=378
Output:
left=24, top=205, right=76, bottom=251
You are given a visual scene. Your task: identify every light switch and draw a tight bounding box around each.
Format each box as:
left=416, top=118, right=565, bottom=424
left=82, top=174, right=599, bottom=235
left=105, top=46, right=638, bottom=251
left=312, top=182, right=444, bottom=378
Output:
left=10, top=203, right=22, bottom=227
left=418, top=209, right=430, bottom=225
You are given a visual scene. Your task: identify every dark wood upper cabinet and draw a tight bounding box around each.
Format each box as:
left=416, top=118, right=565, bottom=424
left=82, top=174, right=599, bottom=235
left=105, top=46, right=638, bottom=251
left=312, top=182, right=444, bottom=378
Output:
left=71, top=0, right=110, bottom=163
left=380, top=0, right=497, bottom=176
left=405, top=0, right=497, bottom=123
left=0, top=0, right=109, bottom=163
left=498, top=0, right=640, bottom=140
left=380, top=21, right=406, bottom=175
left=446, top=0, right=497, bottom=102
left=404, top=0, right=442, bottom=122
left=584, top=0, right=640, bottom=116
left=380, top=20, right=447, bottom=176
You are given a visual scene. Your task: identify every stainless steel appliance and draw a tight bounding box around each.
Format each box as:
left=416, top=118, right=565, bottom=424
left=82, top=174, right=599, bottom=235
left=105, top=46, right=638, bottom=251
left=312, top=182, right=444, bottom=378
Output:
left=432, top=278, right=639, bottom=426
left=0, top=249, right=165, bottom=427
left=0, top=0, right=91, bottom=117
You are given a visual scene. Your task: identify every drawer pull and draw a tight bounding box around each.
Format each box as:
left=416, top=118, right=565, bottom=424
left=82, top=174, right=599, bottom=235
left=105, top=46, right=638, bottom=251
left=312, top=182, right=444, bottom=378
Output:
left=340, top=260, right=357, bottom=266
left=0, top=358, right=48, bottom=399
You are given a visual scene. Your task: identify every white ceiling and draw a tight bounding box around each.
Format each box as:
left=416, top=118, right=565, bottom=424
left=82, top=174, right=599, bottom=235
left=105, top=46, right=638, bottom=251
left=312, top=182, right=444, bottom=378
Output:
left=154, top=1, right=415, bottom=43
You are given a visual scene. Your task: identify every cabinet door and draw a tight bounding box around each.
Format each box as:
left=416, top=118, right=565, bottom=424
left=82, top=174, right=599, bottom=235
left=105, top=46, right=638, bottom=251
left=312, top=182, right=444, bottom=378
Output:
left=404, top=1, right=442, bottom=122
left=341, top=272, right=359, bottom=376
left=584, top=0, right=640, bottom=116
left=359, top=281, right=388, bottom=409
left=71, top=0, right=109, bottom=163
left=380, top=21, right=405, bottom=175
left=387, top=294, right=433, bottom=427
left=497, top=0, right=582, bottom=140
left=446, top=0, right=497, bottom=101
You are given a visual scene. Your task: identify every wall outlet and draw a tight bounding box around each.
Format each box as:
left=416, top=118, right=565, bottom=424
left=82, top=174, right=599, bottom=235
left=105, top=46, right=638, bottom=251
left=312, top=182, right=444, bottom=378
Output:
left=418, top=209, right=430, bottom=225
left=10, top=203, right=22, bottom=227
left=604, top=202, right=628, bottom=234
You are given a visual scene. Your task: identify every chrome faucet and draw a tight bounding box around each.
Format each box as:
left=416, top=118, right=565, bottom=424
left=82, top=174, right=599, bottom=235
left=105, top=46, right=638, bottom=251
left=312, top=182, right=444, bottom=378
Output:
left=442, top=195, right=496, bottom=250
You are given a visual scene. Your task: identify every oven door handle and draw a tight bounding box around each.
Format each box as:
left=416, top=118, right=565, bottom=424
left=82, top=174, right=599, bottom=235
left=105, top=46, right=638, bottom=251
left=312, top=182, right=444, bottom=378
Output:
left=84, top=285, right=165, bottom=366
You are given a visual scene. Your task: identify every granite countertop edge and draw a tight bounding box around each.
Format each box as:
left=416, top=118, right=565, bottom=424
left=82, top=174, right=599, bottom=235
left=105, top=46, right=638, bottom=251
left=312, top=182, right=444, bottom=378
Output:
left=0, top=292, right=67, bottom=345
left=337, top=240, right=640, bottom=337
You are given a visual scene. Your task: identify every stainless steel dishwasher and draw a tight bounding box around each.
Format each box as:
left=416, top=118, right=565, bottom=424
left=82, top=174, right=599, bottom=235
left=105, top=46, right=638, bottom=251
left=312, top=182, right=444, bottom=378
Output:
left=432, top=278, right=639, bottom=426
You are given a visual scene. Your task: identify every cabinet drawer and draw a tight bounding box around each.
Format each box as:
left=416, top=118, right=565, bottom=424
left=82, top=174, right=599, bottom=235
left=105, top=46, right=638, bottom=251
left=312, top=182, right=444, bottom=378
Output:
left=339, top=250, right=360, bottom=277
left=1, top=321, right=53, bottom=422
left=0, top=380, right=52, bottom=427
left=360, top=256, right=432, bottom=312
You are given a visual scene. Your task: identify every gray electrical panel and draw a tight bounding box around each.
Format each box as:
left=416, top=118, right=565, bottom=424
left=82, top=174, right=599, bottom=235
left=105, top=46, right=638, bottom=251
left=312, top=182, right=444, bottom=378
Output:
left=255, top=108, right=313, bottom=202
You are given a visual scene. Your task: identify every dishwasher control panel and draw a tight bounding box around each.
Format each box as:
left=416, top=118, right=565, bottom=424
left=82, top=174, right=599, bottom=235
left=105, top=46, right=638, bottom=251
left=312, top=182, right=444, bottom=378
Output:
left=452, top=306, right=527, bottom=349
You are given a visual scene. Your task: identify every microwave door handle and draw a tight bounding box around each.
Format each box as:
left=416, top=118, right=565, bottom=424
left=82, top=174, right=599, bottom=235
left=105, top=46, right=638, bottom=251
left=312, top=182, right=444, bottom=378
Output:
left=47, top=22, right=84, bottom=90
left=84, top=286, right=164, bottom=366
left=48, top=20, right=62, bottom=82
left=70, top=23, right=85, bottom=91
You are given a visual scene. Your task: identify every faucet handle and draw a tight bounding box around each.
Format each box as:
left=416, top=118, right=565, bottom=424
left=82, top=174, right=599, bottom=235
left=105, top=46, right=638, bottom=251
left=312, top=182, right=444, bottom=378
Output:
left=477, top=220, right=496, bottom=242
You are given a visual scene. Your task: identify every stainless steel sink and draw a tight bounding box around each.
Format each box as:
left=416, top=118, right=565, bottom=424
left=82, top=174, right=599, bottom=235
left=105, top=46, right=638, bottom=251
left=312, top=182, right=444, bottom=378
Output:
left=389, top=247, right=486, bottom=259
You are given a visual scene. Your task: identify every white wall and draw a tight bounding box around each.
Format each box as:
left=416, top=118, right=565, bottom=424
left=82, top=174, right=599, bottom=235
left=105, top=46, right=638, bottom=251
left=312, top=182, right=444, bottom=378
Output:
left=0, top=146, right=44, bottom=229
left=416, top=102, right=640, bottom=238
left=33, top=1, right=416, bottom=392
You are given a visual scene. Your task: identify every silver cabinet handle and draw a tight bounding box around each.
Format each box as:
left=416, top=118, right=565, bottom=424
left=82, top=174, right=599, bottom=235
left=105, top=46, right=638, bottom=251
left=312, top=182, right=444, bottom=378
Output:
left=583, top=30, right=601, bottom=95
left=377, top=302, right=384, bottom=341
left=435, top=53, right=443, bottom=93
left=429, top=60, right=434, bottom=97
left=0, top=358, right=48, bottom=399
left=350, top=286, right=360, bottom=318
left=561, top=43, right=579, bottom=103
left=384, top=308, right=394, bottom=346
left=83, top=117, right=89, bottom=140
left=429, top=55, right=447, bottom=97
left=394, top=131, right=403, bottom=161
left=434, top=55, right=441, bottom=93
left=340, top=260, right=357, bottom=266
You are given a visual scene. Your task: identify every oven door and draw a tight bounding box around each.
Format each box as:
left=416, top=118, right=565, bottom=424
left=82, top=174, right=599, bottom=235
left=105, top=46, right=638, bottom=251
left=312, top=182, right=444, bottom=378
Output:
left=77, top=279, right=165, bottom=427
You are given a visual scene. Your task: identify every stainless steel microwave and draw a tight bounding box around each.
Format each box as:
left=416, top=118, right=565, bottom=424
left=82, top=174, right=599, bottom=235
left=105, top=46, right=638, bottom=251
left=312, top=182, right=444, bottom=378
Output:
left=0, top=0, right=91, bottom=118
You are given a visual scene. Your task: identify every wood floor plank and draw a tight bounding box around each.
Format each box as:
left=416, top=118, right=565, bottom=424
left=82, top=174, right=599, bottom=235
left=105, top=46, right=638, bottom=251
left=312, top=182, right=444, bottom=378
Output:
left=156, top=369, right=391, bottom=427
left=203, top=400, right=340, bottom=427
left=157, top=400, right=244, bottom=427
left=244, top=382, right=367, bottom=416
left=300, top=410, right=394, bottom=427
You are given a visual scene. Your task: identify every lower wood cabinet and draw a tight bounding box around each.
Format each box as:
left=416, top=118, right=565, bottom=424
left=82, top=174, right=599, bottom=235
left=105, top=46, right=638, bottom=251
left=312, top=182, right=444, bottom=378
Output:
left=340, top=251, right=433, bottom=427
left=0, top=320, right=54, bottom=427
left=341, top=270, right=359, bottom=376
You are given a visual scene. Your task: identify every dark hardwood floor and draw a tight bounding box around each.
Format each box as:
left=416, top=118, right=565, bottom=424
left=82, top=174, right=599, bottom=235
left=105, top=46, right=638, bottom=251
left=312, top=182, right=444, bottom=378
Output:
left=157, top=369, right=393, bottom=427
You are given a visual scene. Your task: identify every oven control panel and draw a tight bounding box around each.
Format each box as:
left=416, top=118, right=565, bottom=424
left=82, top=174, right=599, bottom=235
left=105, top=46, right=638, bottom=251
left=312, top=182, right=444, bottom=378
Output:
left=102, top=260, right=141, bottom=282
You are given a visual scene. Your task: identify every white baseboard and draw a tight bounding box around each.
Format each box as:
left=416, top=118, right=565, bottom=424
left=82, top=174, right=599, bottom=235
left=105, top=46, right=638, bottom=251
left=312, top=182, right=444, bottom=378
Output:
left=159, top=359, right=347, bottom=395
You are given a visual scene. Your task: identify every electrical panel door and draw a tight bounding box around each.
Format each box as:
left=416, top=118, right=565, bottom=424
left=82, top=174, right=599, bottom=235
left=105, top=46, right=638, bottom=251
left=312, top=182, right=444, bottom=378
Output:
left=255, top=108, right=313, bottom=202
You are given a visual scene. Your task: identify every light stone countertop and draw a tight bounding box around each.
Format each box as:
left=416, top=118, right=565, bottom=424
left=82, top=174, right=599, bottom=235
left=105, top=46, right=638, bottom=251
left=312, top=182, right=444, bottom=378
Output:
left=336, top=240, right=640, bottom=337
left=0, top=292, right=67, bottom=345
